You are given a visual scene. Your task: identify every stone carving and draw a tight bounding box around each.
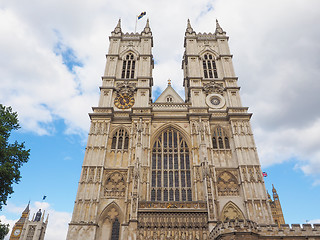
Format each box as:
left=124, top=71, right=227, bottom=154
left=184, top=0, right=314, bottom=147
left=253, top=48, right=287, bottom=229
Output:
left=221, top=201, right=244, bottom=221
left=88, top=168, right=95, bottom=182
left=232, top=120, right=251, bottom=135
left=104, top=172, right=126, bottom=197
left=241, top=168, right=248, bottom=182
left=203, top=81, right=224, bottom=95
left=217, top=171, right=239, bottom=196
left=116, top=80, right=136, bottom=95
left=96, top=168, right=101, bottom=182
left=82, top=167, right=88, bottom=181
left=137, top=212, right=208, bottom=240
left=139, top=201, right=206, bottom=209
left=255, top=166, right=262, bottom=182
left=248, top=168, right=255, bottom=182
left=107, top=207, right=119, bottom=221
left=90, top=121, right=107, bottom=135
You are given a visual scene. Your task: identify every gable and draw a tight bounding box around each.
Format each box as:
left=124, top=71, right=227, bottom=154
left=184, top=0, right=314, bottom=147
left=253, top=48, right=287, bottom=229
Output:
left=154, top=85, right=184, bottom=103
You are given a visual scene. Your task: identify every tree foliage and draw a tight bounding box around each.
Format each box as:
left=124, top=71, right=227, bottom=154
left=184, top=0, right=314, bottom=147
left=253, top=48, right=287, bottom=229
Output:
left=0, top=220, right=9, bottom=240
left=0, top=104, right=30, bottom=210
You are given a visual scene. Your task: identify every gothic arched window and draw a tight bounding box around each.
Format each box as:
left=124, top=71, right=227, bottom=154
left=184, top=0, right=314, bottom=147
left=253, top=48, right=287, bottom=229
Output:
left=121, top=53, right=135, bottom=79
left=151, top=128, right=192, bottom=201
left=111, top=218, right=120, bottom=240
left=111, top=129, right=129, bottom=150
left=212, top=127, right=230, bottom=149
left=203, top=53, right=218, bottom=79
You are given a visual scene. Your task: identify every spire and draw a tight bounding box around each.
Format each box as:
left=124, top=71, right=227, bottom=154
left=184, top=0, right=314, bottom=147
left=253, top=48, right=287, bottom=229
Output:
left=112, top=19, right=122, bottom=35
left=45, top=214, right=49, bottom=224
left=41, top=210, right=45, bottom=222
left=22, top=201, right=30, bottom=214
left=186, top=19, right=195, bottom=34
left=142, top=18, right=152, bottom=34
left=272, top=184, right=277, bottom=194
left=215, top=19, right=224, bottom=34
left=267, top=191, right=271, bottom=199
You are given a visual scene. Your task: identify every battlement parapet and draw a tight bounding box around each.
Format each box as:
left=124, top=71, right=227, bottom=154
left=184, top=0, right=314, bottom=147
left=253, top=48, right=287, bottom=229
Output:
left=209, top=220, right=320, bottom=240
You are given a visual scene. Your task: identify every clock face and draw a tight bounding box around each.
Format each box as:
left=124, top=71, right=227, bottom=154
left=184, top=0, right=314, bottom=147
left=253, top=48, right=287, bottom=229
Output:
left=114, top=94, right=135, bottom=109
left=14, top=229, right=21, bottom=236
left=205, top=93, right=225, bottom=109
left=210, top=97, right=220, bottom=105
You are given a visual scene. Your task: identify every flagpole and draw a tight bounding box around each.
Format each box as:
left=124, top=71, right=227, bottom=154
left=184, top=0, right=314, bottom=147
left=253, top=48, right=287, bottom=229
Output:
left=135, top=15, right=138, bottom=33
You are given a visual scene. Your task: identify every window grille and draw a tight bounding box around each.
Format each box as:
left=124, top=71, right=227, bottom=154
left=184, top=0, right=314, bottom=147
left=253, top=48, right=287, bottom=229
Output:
left=121, top=53, right=135, bottom=79
left=150, top=128, right=192, bottom=201
left=203, top=54, right=218, bottom=78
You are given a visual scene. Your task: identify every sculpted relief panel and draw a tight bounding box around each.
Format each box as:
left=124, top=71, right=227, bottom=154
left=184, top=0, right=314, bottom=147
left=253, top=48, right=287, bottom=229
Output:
left=104, top=171, right=127, bottom=198
left=216, top=170, right=239, bottom=196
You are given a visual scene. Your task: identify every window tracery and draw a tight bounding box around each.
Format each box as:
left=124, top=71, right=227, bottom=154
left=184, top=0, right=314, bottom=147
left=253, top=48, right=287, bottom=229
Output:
left=121, top=53, right=135, bottom=79
left=111, top=129, right=129, bottom=151
left=203, top=53, right=218, bottom=79
left=151, top=128, right=192, bottom=201
left=212, top=127, right=230, bottom=149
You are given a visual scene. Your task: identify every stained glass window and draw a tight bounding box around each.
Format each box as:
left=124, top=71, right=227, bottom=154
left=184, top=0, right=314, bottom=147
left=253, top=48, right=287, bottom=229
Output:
left=150, top=128, right=192, bottom=201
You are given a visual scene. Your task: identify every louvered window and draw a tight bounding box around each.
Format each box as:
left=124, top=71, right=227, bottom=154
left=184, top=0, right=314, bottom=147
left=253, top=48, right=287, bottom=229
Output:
left=121, top=53, right=135, bottom=79
left=203, top=53, right=218, bottom=78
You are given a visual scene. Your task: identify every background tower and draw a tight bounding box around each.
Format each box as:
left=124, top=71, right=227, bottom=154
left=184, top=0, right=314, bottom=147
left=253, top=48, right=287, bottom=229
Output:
left=268, top=184, right=285, bottom=226
left=9, top=203, right=48, bottom=240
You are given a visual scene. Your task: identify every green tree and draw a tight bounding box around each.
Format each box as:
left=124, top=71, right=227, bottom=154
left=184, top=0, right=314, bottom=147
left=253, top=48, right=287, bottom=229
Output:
left=0, top=104, right=30, bottom=209
left=0, top=220, right=9, bottom=240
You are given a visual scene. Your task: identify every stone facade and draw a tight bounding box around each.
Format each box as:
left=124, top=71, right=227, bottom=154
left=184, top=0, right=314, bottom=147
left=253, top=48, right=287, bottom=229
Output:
left=66, top=19, right=320, bottom=240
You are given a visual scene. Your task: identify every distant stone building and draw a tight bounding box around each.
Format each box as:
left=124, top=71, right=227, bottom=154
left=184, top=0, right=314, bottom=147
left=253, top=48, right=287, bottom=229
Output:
left=66, top=19, right=320, bottom=240
left=268, top=185, right=285, bottom=226
left=9, top=203, right=48, bottom=240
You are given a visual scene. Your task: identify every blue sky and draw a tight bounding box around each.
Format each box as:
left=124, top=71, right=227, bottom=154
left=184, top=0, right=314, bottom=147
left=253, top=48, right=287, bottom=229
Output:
left=1, top=0, right=320, bottom=239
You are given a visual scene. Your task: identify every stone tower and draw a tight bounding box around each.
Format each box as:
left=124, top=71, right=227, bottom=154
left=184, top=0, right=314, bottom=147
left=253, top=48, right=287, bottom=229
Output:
left=268, top=185, right=285, bottom=226
left=66, top=19, right=320, bottom=240
left=9, top=203, right=48, bottom=240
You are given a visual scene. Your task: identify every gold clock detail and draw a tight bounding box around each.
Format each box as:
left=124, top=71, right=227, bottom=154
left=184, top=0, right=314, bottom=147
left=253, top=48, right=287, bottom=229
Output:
left=114, top=94, right=135, bottom=109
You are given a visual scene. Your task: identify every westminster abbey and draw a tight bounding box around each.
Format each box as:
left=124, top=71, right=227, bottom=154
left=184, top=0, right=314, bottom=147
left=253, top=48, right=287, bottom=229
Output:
left=66, top=19, right=320, bottom=240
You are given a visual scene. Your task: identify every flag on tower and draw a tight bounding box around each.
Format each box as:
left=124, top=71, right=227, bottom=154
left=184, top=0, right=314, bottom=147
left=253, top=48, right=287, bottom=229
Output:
left=262, top=172, right=268, bottom=177
left=138, top=12, right=146, bottom=19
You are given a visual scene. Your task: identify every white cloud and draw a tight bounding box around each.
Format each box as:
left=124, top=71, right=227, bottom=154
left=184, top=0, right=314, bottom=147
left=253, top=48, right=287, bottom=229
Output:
left=0, top=202, right=71, bottom=240
left=1, top=0, right=320, bottom=183
left=309, top=219, right=320, bottom=224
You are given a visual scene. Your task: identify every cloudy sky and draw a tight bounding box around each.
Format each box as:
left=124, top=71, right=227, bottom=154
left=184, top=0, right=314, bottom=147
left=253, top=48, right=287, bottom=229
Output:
left=1, top=0, right=320, bottom=239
